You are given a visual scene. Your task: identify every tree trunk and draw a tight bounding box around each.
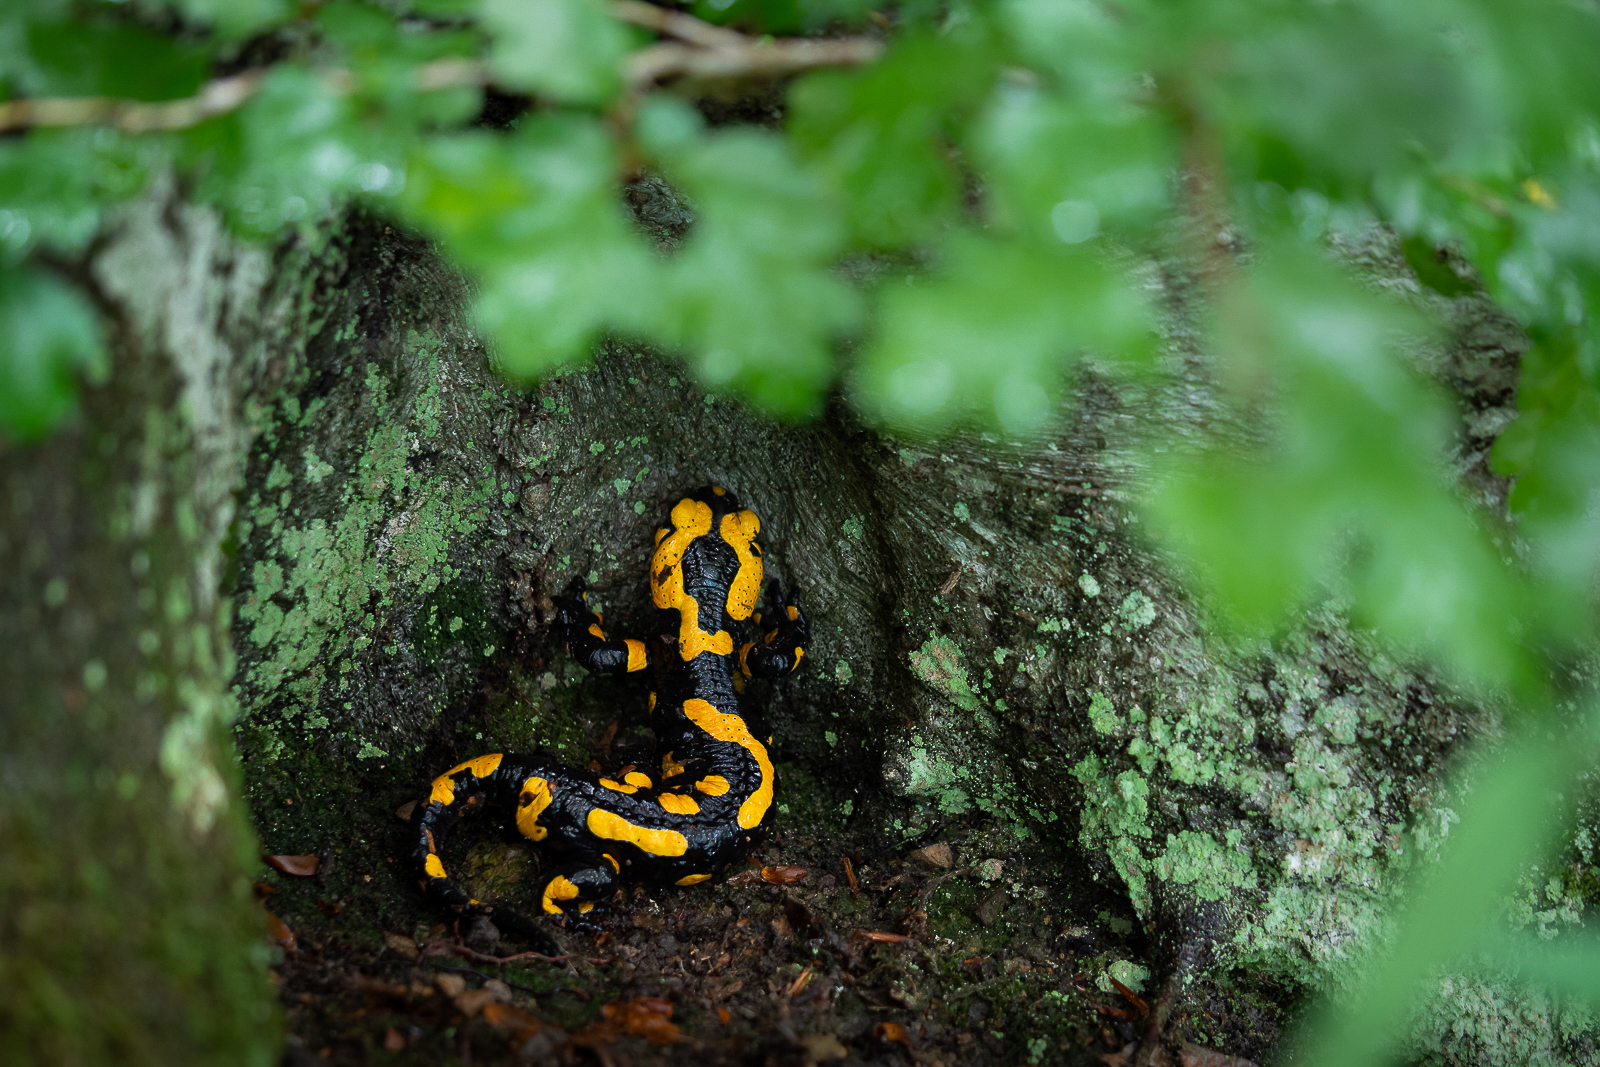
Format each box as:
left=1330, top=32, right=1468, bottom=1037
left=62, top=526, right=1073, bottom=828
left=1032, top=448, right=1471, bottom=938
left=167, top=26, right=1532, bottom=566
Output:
left=3, top=183, right=1559, bottom=1066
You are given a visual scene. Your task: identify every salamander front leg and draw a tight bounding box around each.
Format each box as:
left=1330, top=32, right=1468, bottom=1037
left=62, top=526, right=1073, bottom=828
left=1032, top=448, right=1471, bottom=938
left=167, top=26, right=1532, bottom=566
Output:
left=740, top=579, right=810, bottom=678
left=554, top=578, right=651, bottom=675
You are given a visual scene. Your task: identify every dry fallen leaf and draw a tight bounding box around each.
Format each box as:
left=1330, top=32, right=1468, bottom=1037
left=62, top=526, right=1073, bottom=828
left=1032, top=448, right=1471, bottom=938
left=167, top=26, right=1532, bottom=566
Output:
left=433, top=973, right=466, bottom=997
left=483, top=1001, right=548, bottom=1039
left=394, top=800, right=417, bottom=822
left=265, top=912, right=296, bottom=953
left=264, top=854, right=319, bottom=877
left=761, top=865, right=809, bottom=884
left=383, top=1027, right=405, bottom=1052
left=383, top=932, right=419, bottom=960
left=726, top=868, right=765, bottom=887
left=908, top=842, right=953, bottom=869
left=872, top=1021, right=911, bottom=1046
left=602, top=996, right=681, bottom=1045
left=856, top=930, right=914, bottom=944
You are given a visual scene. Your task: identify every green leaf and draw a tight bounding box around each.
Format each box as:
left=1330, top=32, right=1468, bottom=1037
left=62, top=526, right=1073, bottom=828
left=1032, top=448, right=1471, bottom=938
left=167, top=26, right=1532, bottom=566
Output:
left=655, top=128, right=859, bottom=417
left=155, top=0, right=292, bottom=40
left=481, top=0, right=632, bottom=107
left=1145, top=240, right=1560, bottom=694
left=0, top=266, right=105, bottom=441
left=972, top=81, right=1173, bottom=241
left=0, top=130, right=157, bottom=258
left=188, top=67, right=400, bottom=238
left=402, top=118, right=660, bottom=377
left=789, top=29, right=999, bottom=247
left=853, top=232, right=1147, bottom=435
left=22, top=19, right=209, bottom=100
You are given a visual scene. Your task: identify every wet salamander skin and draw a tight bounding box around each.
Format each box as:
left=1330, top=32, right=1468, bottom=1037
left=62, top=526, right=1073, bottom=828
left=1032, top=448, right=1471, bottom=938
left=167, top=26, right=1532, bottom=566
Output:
left=414, top=486, right=809, bottom=939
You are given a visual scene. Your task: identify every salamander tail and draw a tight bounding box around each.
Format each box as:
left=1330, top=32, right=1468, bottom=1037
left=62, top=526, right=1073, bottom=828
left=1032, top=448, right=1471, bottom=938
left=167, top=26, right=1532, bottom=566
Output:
left=413, top=752, right=562, bottom=958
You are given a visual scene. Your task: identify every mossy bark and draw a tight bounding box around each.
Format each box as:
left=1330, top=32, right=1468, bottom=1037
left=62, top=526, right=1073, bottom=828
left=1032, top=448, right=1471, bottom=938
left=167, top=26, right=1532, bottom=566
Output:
left=0, top=184, right=327, bottom=1065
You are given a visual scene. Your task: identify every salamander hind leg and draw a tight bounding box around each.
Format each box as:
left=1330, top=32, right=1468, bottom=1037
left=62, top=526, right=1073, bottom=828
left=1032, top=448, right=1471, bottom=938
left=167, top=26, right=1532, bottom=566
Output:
left=554, top=578, right=651, bottom=676
left=538, top=861, right=618, bottom=931
left=740, top=579, right=810, bottom=678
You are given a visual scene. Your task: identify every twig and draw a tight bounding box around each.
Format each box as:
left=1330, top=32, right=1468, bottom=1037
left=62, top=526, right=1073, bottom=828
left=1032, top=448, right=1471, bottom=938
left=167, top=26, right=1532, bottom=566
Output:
left=624, top=37, right=883, bottom=88
left=609, top=0, right=746, bottom=49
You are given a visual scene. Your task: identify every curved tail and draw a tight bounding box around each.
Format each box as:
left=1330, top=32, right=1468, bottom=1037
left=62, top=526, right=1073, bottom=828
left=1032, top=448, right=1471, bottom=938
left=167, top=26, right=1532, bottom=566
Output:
left=413, top=752, right=561, bottom=956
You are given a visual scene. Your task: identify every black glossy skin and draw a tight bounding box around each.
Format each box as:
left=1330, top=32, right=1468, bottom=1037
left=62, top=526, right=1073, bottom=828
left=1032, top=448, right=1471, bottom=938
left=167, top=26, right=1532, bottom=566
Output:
left=413, top=487, right=809, bottom=947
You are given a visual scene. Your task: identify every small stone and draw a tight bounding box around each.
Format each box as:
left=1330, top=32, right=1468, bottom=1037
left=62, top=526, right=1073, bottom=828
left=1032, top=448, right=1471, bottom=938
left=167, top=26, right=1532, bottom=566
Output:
left=800, top=1033, right=849, bottom=1063
left=975, top=885, right=1008, bottom=927
left=482, top=978, right=513, bottom=1003
left=434, top=973, right=466, bottom=997
left=465, top=914, right=501, bottom=952
left=909, top=842, right=954, bottom=869
left=454, top=988, right=496, bottom=1016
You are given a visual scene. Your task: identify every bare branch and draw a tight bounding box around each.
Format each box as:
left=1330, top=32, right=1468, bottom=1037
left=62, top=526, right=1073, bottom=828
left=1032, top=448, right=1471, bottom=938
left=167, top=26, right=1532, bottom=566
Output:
left=608, top=0, right=747, bottom=50
left=624, top=36, right=883, bottom=88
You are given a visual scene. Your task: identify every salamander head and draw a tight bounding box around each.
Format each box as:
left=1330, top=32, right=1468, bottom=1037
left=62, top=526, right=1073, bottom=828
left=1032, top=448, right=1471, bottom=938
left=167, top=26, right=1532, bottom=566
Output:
left=651, top=487, right=763, bottom=657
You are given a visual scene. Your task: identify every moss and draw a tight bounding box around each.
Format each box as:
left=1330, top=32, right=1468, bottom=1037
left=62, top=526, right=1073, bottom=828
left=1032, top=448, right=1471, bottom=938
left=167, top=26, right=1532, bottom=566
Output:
left=910, top=634, right=981, bottom=712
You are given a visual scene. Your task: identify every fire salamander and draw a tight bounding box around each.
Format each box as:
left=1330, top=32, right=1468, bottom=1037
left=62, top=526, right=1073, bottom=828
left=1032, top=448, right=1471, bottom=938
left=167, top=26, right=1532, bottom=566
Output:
left=414, top=486, right=809, bottom=945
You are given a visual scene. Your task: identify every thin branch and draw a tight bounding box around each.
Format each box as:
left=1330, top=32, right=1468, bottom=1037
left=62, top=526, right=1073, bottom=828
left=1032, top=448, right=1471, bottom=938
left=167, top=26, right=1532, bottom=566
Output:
left=0, top=4, right=881, bottom=136
left=608, top=0, right=747, bottom=50
left=625, top=36, right=883, bottom=88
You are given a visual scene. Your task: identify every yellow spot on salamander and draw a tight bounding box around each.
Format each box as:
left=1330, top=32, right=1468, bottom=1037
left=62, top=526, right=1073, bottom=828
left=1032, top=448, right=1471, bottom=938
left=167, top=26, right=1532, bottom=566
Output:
left=602, top=853, right=620, bottom=873
left=786, top=605, right=799, bottom=622
left=658, top=792, right=700, bottom=815
left=516, top=776, right=554, bottom=841
left=661, top=751, right=686, bottom=778
left=579, top=902, right=595, bottom=913
left=677, top=597, right=733, bottom=659
left=425, top=854, right=447, bottom=878
left=695, top=775, right=730, bottom=796
left=682, top=698, right=773, bottom=829
left=587, top=808, right=688, bottom=856
left=623, top=771, right=653, bottom=788
left=648, top=692, right=657, bottom=713
left=712, top=486, right=726, bottom=496
left=792, top=647, right=804, bottom=671
left=599, top=778, right=638, bottom=794
left=542, top=875, right=580, bottom=914
left=588, top=622, right=606, bottom=640
left=626, top=639, right=648, bottom=672
left=676, top=873, right=712, bottom=886
left=430, top=752, right=503, bottom=804
left=739, top=642, right=754, bottom=677
left=655, top=527, right=669, bottom=545
left=720, top=510, right=762, bottom=621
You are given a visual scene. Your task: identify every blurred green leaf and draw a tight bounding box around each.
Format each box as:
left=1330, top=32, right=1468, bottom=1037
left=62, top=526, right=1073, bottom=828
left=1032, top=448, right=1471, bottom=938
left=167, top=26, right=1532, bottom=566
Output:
left=402, top=117, right=660, bottom=378
left=656, top=127, right=859, bottom=417
left=22, top=19, right=209, bottom=101
left=853, top=232, right=1147, bottom=435
left=155, top=0, right=292, bottom=40
left=188, top=68, right=401, bottom=238
left=1145, top=241, right=1563, bottom=694
left=1308, top=721, right=1598, bottom=1067
left=0, top=130, right=157, bottom=259
left=789, top=29, right=999, bottom=247
left=481, top=0, right=632, bottom=107
left=0, top=266, right=105, bottom=441
left=973, top=81, right=1174, bottom=240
